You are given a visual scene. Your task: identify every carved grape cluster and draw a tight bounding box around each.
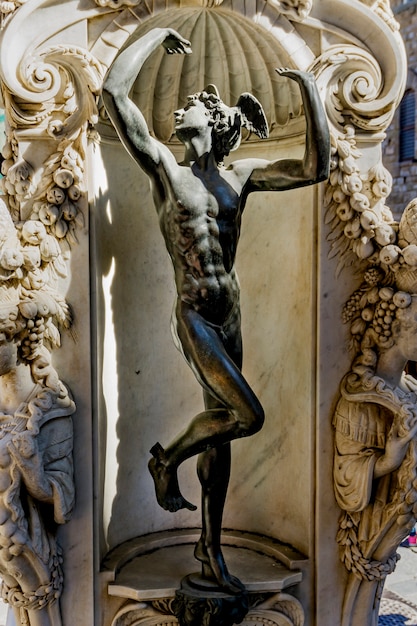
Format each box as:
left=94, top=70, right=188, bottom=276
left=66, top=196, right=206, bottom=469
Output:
left=342, top=267, right=384, bottom=324
left=343, top=273, right=412, bottom=355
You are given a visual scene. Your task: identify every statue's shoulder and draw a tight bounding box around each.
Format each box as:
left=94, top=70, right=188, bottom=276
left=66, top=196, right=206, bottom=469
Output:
left=227, top=157, right=269, bottom=186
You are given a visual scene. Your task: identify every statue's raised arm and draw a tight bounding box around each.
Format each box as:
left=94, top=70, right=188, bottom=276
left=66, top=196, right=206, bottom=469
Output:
left=243, top=68, right=330, bottom=193
left=102, top=28, right=192, bottom=171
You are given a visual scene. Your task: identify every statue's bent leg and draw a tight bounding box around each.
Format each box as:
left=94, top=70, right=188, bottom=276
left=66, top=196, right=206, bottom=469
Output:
left=167, top=305, right=265, bottom=464
left=148, top=305, right=264, bottom=513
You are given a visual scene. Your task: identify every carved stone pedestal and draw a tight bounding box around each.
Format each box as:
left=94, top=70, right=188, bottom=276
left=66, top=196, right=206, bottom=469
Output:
left=102, top=530, right=306, bottom=626
left=172, top=575, right=249, bottom=626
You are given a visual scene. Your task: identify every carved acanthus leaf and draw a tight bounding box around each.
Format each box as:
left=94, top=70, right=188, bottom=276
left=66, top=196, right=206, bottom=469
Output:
left=271, top=0, right=312, bottom=21
left=0, top=130, right=36, bottom=220
left=4, top=45, right=104, bottom=137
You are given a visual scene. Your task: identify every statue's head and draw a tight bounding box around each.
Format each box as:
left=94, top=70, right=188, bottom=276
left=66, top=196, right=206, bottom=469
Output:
left=175, top=85, right=269, bottom=163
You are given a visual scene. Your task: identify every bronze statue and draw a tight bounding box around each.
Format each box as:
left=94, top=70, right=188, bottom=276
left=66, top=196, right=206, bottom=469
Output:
left=103, top=27, right=330, bottom=595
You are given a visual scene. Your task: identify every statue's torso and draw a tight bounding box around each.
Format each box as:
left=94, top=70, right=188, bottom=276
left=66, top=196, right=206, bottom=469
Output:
left=156, top=163, right=244, bottom=325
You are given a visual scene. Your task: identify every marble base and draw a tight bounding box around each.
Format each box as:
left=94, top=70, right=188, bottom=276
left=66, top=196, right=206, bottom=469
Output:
left=173, top=575, right=249, bottom=626
left=102, top=530, right=306, bottom=626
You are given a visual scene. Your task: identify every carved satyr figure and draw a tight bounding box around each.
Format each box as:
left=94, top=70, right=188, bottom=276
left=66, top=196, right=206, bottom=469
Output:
left=0, top=201, right=75, bottom=626
left=334, top=259, right=417, bottom=625
left=103, top=27, right=330, bottom=596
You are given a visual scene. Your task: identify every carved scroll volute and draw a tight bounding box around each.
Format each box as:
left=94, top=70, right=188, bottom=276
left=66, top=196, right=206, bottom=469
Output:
left=308, top=1, right=408, bottom=273
left=310, top=0, right=406, bottom=136
left=0, top=0, right=104, bottom=229
left=311, top=44, right=404, bottom=137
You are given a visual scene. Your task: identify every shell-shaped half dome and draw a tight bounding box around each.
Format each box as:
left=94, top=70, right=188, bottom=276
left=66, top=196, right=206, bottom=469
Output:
left=127, top=8, right=304, bottom=143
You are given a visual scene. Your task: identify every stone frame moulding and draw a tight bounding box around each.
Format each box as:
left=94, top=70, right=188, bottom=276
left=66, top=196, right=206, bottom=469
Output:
left=0, top=0, right=408, bottom=625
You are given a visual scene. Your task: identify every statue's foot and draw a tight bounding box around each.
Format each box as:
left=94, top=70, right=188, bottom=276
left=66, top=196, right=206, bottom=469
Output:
left=148, top=443, right=197, bottom=512
left=194, top=539, right=245, bottom=595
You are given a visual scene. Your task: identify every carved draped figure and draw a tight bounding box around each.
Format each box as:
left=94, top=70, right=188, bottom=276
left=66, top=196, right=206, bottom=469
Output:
left=0, top=382, right=75, bottom=615
left=334, top=397, right=392, bottom=515
left=333, top=373, right=417, bottom=549
left=333, top=372, right=417, bottom=625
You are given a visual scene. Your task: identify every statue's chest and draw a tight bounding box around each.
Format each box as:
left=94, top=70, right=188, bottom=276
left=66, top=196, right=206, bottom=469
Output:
left=171, top=169, right=240, bottom=225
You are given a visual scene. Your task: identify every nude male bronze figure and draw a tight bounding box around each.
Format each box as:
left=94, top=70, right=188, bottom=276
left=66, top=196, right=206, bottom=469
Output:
left=103, top=27, right=330, bottom=595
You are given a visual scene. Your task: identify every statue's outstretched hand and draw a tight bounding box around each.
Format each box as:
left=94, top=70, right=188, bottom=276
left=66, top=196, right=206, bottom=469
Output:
left=276, top=67, right=315, bottom=86
left=163, top=30, right=192, bottom=55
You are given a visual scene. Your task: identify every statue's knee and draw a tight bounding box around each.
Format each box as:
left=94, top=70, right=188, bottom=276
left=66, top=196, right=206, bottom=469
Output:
left=240, top=404, right=265, bottom=437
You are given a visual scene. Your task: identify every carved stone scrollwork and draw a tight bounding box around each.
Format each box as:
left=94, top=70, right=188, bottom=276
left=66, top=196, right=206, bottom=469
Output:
left=0, top=195, right=76, bottom=626
left=359, top=0, right=399, bottom=32
left=91, top=0, right=311, bottom=13
left=94, top=0, right=141, bottom=7
left=316, top=23, right=417, bottom=626
left=311, top=45, right=394, bottom=134
left=1, top=43, right=102, bottom=135
left=310, top=36, right=404, bottom=273
left=0, top=38, right=103, bottom=223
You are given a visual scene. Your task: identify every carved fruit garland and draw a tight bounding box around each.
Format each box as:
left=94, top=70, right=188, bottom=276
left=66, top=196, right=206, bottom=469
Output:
left=29, top=137, right=85, bottom=250
left=324, top=126, right=395, bottom=276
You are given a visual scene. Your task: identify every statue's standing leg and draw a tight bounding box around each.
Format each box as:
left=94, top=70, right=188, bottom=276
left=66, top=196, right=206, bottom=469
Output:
left=195, top=434, right=238, bottom=588
left=192, top=320, right=244, bottom=592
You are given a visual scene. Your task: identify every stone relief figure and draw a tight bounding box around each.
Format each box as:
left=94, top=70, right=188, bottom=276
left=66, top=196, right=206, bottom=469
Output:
left=0, top=200, right=75, bottom=626
left=333, top=201, right=417, bottom=626
left=103, top=27, right=330, bottom=595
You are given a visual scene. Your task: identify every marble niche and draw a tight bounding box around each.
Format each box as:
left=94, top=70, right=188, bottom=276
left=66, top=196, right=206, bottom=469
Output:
left=0, top=0, right=410, bottom=625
